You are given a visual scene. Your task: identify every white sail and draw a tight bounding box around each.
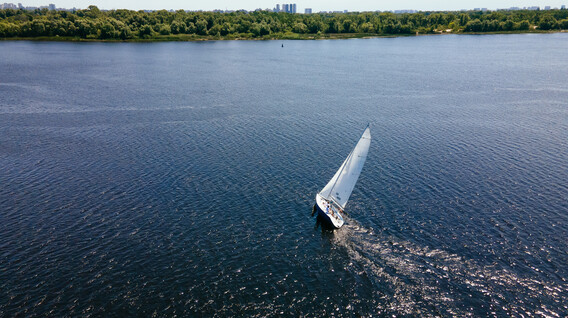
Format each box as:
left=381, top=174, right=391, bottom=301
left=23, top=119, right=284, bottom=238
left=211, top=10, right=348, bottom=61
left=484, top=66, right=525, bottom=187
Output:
left=319, top=125, right=371, bottom=209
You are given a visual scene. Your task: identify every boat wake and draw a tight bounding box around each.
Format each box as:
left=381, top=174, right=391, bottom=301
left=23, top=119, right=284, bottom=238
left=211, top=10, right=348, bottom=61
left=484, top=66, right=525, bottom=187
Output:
left=331, top=218, right=567, bottom=317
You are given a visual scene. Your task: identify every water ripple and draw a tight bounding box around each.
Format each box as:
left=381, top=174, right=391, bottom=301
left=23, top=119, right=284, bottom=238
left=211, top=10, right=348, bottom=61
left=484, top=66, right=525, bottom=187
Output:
left=2, top=36, right=568, bottom=316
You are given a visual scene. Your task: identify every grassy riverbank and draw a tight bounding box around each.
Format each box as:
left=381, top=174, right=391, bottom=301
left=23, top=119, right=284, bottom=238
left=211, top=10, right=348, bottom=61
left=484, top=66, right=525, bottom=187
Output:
left=4, top=30, right=566, bottom=43
left=2, top=32, right=406, bottom=42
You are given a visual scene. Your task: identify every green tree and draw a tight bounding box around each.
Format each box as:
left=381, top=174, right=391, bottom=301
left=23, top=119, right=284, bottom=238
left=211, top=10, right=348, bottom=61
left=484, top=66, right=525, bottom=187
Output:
left=208, top=23, right=221, bottom=36
left=170, top=20, right=185, bottom=34
left=518, top=20, right=530, bottom=30
left=538, top=15, right=557, bottom=30
left=196, top=19, right=208, bottom=35
left=0, top=21, right=20, bottom=37
left=259, top=22, right=270, bottom=35
left=328, top=19, right=343, bottom=33
left=98, top=21, right=116, bottom=39
left=458, top=13, right=470, bottom=26
left=343, top=19, right=357, bottom=33
left=501, top=19, right=514, bottom=31
left=292, top=22, right=307, bottom=33
left=464, top=19, right=482, bottom=32
left=360, top=22, right=374, bottom=33
left=220, top=22, right=232, bottom=35
left=138, top=24, right=154, bottom=38
left=85, top=5, right=102, bottom=19
left=119, top=25, right=133, bottom=39
left=31, top=20, right=47, bottom=36
left=185, top=22, right=196, bottom=34
left=306, top=19, right=326, bottom=33
left=249, top=22, right=260, bottom=36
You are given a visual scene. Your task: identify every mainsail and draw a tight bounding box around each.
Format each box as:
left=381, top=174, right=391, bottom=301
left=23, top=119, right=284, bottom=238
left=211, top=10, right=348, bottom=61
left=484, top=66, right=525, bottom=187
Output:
left=319, top=125, right=371, bottom=209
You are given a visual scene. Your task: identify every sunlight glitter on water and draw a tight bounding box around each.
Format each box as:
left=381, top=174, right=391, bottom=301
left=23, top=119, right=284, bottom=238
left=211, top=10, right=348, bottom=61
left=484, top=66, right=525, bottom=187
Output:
left=1, top=35, right=568, bottom=316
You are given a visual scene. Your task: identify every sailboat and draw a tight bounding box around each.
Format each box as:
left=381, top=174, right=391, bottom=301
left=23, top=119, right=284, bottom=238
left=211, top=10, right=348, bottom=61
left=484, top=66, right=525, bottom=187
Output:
left=315, top=125, right=371, bottom=229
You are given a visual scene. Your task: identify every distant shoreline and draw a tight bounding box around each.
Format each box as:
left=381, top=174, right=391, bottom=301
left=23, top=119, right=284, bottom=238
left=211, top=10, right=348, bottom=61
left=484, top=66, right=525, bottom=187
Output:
left=2, top=7, right=567, bottom=42
left=2, top=30, right=566, bottom=43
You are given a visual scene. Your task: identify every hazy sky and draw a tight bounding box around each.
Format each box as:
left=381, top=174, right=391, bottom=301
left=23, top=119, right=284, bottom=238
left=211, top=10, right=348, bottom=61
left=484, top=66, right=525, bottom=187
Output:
left=20, top=0, right=568, bottom=12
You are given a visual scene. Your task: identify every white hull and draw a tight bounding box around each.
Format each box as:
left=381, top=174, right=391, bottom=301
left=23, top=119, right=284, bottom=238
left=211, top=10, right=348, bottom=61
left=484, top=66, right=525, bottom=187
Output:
left=316, top=193, right=344, bottom=229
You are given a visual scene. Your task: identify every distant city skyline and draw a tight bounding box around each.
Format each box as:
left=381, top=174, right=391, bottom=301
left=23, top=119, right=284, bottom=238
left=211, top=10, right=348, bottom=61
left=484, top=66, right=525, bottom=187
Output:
left=5, top=1, right=568, bottom=12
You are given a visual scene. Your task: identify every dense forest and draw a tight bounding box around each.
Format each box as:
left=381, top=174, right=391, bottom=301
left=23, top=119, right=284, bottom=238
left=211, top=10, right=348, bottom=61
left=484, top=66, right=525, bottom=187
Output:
left=1, top=6, right=568, bottom=40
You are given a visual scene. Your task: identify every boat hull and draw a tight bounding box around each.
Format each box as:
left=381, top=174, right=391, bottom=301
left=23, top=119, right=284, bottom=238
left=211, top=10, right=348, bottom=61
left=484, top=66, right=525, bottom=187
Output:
left=315, top=194, right=344, bottom=229
left=315, top=205, right=341, bottom=229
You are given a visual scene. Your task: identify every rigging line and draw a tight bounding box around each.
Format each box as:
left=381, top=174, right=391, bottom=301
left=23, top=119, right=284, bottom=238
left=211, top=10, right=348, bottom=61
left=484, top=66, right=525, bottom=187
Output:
left=326, top=146, right=355, bottom=206
left=325, top=125, right=369, bottom=208
left=329, top=196, right=343, bottom=211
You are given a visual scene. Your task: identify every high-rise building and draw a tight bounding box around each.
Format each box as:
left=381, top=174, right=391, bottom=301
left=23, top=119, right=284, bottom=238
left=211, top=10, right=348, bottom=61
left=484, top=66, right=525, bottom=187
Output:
left=305, top=8, right=312, bottom=14
left=276, top=3, right=297, bottom=13
left=48, top=3, right=56, bottom=10
left=1, top=3, right=17, bottom=9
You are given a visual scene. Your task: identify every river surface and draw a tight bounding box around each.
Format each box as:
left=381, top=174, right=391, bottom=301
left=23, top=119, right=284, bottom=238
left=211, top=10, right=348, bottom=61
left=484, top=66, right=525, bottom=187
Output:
left=1, top=34, right=567, bottom=317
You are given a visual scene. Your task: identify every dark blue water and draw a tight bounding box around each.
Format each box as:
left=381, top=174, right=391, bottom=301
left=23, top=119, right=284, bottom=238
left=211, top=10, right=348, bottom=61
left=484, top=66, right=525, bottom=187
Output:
left=1, top=34, right=567, bottom=316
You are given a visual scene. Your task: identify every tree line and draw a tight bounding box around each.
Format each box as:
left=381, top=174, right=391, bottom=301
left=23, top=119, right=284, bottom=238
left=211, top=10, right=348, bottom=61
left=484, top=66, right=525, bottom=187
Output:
left=1, top=6, right=568, bottom=40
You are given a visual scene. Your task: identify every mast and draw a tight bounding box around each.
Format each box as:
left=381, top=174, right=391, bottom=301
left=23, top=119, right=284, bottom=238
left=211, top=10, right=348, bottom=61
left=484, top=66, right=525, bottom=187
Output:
left=319, top=124, right=371, bottom=209
left=324, top=145, right=356, bottom=205
left=326, top=123, right=370, bottom=201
